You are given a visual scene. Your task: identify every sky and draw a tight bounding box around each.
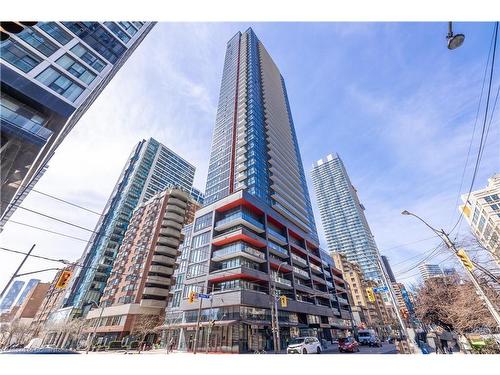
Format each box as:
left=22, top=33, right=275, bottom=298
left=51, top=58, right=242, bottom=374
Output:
left=1, top=22, right=499, bottom=292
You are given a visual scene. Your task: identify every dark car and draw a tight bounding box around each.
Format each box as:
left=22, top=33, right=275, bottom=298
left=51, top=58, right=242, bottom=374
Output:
left=338, top=337, right=360, bottom=353
left=369, top=336, right=383, bottom=347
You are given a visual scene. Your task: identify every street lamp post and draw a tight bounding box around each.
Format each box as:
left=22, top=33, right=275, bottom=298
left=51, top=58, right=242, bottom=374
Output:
left=401, top=210, right=500, bottom=327
left=85, top=301, right=105, bottom=354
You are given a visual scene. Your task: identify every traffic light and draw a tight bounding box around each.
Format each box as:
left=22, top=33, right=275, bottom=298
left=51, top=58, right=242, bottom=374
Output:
left=55, top=270, right=72, bottom=289
left=366, top=287, right=375, bottom=302
left=457, top=248, right=474, bottom=271
left=280, top=295, right=287, bottom=308
left=188, top=291, right=197, bottom=303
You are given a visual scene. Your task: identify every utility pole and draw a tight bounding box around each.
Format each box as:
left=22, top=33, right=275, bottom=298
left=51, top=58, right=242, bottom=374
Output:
left=205, top=284, right=214, bottom=354
left=193, top=288, right=204, bottom=354
left=401, top=210, right=500, bottom=327
left=0, top=244, right=36, bottom=300
left=269, top=280, right=278, bottom=352
left=440, top=230, right=500, bottom=326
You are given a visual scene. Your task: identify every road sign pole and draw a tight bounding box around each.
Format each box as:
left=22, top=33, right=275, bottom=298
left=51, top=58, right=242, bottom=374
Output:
left=193, top=290, right=204, bottom=354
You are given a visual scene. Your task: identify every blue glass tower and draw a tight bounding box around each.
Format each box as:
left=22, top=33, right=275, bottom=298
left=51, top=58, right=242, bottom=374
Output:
left=204, top=28, right=317, bottom=238
left=65, top=138, right=196, bottom=314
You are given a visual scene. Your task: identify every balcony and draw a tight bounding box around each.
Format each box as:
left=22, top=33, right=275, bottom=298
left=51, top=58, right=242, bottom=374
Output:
left=215, top=211, right=265, bottom=234
left=267, top=228, right=287, bottom=245
left=143, top=287, right=170, bottom=297
left=157, top=236, right=180, bottom=248
left=140, top=299, right=166, bottom=309
left=291, top=253, right=308, bottom=268
left=311, top=274, right=326, bottom=285
left=212, top=227, right=266, bottom=248
left=273, top=276, right=293, bottom=289
left=168, top=197, right=187, bottom=209
left=146, top=275, right=171, bottom=286
left=164, top=211, right=184, bottom=223
left=1, top=103, right=52, bottom=146
left=268, top=241, right=289, bottom=258
left=152, top=254, right=175, bottom=266
left=326, top=281, right=334, bottom=289
left=149, top=264, right=174, bottom=276
left=293, top=266, right=310, bottom=279
left=337, top=296, right=349, bottom=305
left=166, top=204, right=185, bottom=216
left=162, top=220, right=183, bottom=231
left=155, top=245, right=179, bottom=257
left=212, top=243, right=266, bottom=263
left=268, top=256, right=292, bottom=271
left=160, top=227, right=181, bottom=238
left=309, top=263, right=323, bottom=275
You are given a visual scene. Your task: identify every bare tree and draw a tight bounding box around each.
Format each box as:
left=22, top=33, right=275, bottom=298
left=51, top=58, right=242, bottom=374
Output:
left=415, top=276, right=497, bottom=335
left=131, top=314, right=162, bottom=353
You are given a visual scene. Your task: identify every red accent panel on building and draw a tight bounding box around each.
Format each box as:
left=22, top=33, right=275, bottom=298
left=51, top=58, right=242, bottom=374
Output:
left=212, top=232, right=266, bottom=248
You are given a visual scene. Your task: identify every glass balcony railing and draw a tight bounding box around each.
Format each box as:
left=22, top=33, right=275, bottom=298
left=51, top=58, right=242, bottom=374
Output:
left=1, top=104, right=52, bottom=143
left=274, top=276, right=292, bottom=287
left=291, top=253, right=307, bottom=265
left=212, top=242, right=265, bottom=260
left=267, top=228, right=287, bottom=243
left=293, top=266, right=310, bottom=278
left=215, top=211, right=264, bottom=230
left=268, top=241, right=289, bottom=256
left=310, top=263, right=322, bottom=273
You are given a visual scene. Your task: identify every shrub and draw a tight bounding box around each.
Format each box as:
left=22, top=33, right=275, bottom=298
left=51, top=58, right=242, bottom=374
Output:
left=129, top=341, right=140, bottom=349
left=108, top=341, right=124, bottom=350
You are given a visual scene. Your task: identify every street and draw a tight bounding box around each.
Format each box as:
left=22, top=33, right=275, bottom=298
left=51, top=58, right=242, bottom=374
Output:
left=321, top=343, right=398, bottom=354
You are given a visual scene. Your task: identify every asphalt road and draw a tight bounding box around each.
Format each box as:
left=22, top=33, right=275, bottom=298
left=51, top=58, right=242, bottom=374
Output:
left=321, top=343, right=398, bottom=354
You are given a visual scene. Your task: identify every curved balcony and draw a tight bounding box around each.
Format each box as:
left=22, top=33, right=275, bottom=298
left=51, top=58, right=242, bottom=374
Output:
left=162, top=220, right=183, bottom=231
left=155, top=245, right=179, bottom=257
left=170, top=189, right=189, bottom=200
left=149, top=264, right=174, bottom=276
left=140, top=299, right=166, bottom=308
left=164, top=211, right=184, bottom=223
left=146, top=275, right=172, bottom=286
left=160, top=227, right=181, bottom=238
left=143, top=287, right=170, bottom=297
left=166, top=204, right=186, bottom=216
left=152, top=254, right=175, bottom=266
left=168, top=197, right=187, bottom=209
left=157, top=236, right=180, bottom=248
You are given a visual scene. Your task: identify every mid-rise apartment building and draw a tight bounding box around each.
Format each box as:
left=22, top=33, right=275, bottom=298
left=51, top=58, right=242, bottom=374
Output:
left=84, top=188, right=201, bottom=344
left=64, top=138, right=197, bottom=316
left=311, top=153, right=383, bottom=281
left=0, top=22, right=154, bottom=226
left=459, top=174, right=500, bottom=262
left=418, top=263, right=443, bottom=281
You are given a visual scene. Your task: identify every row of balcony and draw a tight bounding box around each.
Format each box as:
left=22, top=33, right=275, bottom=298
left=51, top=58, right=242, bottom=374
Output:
left=215, top=211, right=265, bottom=234
left=212, top=242, right=266, bottom=263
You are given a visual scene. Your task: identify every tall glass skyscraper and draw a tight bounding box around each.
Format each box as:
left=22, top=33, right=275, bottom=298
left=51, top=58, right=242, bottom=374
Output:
left=0, top=21, right=154, bottom=226
left=311, top=153, right=383, bottom=281
left=174, top=29, right=353, bottom=353
left=65, top=137, right=196, bottom=314
left=0, top=280, right=25, bottom=312
left=15, top=278, right=40, bottom=306
left=204, top=28, right=317, bottom=238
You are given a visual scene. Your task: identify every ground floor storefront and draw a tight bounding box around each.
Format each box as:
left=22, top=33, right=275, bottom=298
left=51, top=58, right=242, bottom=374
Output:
left=161, top=321, right=352, bottom=353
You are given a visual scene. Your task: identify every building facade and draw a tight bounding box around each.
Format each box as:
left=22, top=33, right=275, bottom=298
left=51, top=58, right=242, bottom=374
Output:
left=15, top=278, right=40, bottom=307
left=11, top=282, right=50, bottom=326
left=459, top=174, right=500, bottom=263
left=64, top=138, right=197, bottom=315
left=84, top=188, right=201, bottom=344
left=169, top=28, right=352, bottom=353
left=311, top=153, right=383, bottom=281
left=0, top=280, right=25, bottom=312
left=418, top=263, right=443, bottom=281
left=0, top=22, right=155, bottom=225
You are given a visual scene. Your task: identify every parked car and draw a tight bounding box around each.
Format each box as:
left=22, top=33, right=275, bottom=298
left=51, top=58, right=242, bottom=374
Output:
left=286, top=337, right=322, bottom=354
left=338, top=336, right=360, bottom=353
left=357, top=329, right=378, bottom=346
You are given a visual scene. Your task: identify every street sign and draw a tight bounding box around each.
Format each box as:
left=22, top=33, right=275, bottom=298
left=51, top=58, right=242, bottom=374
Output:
left=198, top=293, right=211, bottom=299
left=373, top=287, right=389, bottom=293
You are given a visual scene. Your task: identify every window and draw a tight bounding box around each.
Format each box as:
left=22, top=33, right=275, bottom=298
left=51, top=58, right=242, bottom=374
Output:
left=56, top=54, right=96, bottom=84
left=38, top=22, right=72, bottom=45
left=118, top=22, right=138, bottom=36
left=16, top=28, right=58, bottom=57
left=0, top=40, right=41, bottom=73
left=62, top=22, right=126, bottom=64
left=104, top=22, right=130, bottom=43
left=191, top=232, right=211, bottom=248
left=70, top=43, right=107, bottom=72
left=194, top=212, right=212, bottom=232
left=189, top=246, right=209, bottom=263
left=36, top=67, right=84, bottom=102
left=187, top=262, right=207, bottom=278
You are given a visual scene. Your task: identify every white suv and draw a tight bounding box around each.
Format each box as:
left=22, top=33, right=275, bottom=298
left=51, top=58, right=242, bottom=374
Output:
left=286, top=337, right=322, bottom=354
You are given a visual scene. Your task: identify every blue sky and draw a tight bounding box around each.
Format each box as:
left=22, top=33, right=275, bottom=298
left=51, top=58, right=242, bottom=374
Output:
left=1, top=22, right=498, bottom=290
